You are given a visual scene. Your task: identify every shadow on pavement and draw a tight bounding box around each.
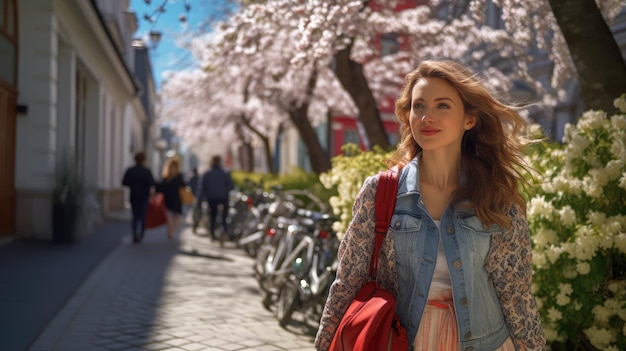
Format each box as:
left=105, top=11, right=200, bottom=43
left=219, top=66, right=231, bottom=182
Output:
left=0, top=219, right=128, bottom=351
left=177, top=248, right=233, bottom=261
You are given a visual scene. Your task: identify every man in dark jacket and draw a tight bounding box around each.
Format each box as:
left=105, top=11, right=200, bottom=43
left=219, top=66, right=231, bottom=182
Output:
left=200, top=155, right=234, bottom=241
left=122, top=152, right=155, bottom=243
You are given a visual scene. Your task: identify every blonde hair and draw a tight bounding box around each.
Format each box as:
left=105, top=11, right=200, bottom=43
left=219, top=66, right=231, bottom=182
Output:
left=162, top=157, right=180, bottom=180
left=388, top=60, right=532, bottom=227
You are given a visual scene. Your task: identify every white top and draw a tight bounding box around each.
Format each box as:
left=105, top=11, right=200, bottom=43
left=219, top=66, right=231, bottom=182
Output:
left=427, top=220, right=452, bottom=300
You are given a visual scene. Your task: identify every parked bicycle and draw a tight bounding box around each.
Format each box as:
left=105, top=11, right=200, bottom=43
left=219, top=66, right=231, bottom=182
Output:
left=190, top=179, right=340, bottom=331
left=253, top=206, right=338, bottom=325
left=274, top=209, right=339, bottom=327
left=238, top=186, right=325, bottom=258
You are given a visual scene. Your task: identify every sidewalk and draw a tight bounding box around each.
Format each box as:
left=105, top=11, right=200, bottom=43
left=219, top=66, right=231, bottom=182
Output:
left=0, top=217, right=128, bottom=351
left=26, top=218, right=317, bottom=351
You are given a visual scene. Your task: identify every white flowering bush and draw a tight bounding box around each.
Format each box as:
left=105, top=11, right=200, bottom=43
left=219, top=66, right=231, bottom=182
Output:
left=525, top=95, right=626, bottom=350
left=319, top=143, right=392, bottom=239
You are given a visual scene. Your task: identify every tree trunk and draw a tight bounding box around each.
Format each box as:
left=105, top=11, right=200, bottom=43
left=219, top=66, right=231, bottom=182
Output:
left=333, top=44, right=392, bottom=150
left=283, top=65, right=332, bottom=174
left=288, top=105, right=332, bottom=174
left=240, top=114, right=275, bottom=174
left=240, top=142, right=254, bottom=172
left=326, top=109, right=333, bottom=158
left=549, top=0, right=626, bottom=113
left=234, top=123, right=254, bottom=172
left=239, top=78, right=275, bottom=173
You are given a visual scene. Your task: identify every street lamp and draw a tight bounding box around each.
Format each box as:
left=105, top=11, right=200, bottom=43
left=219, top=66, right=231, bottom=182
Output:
left=149, top=30, right=162, bottom=49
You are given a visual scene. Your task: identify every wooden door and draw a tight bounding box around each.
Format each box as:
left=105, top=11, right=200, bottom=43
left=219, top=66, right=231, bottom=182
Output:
left=0, top=83, right=16, bottom=236
left=0, top=0, right=18, bottom=236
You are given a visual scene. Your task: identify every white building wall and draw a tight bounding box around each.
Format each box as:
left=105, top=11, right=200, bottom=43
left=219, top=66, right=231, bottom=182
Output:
left=56, top=43, right=77, bottom=153
left=113, top=104, right=125, bottom=190
left=94, top=0, right=135, bottom=71
left=102, top=93, right=114, bottom=191
left=15, top=0, right=58, bottom=238
left=83, top=76, right=102, bottom=191
left=15, top=1, right=57, bottom=192
left=62, top=0, right=139, bottom=215
left=100, top=94, right=130, bottom=193
left=15, top=0, right=142, bottom=239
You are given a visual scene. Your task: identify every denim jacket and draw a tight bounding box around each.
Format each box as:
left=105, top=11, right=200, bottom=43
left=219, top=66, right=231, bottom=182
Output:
left=314, top=157, right=545, bottom=351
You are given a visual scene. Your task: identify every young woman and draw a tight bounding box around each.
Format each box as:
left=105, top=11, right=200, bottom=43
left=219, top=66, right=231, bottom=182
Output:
left=159, top=157, right=186, bottom=240
left=315, top=60, right=546, bottom=350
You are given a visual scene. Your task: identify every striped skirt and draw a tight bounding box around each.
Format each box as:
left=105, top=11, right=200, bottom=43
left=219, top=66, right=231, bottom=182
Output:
left=414, top=297, right=516, bottom=351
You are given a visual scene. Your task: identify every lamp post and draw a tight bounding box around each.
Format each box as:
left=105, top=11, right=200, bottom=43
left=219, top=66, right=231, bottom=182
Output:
left=148, top=30, right=162, bottom=49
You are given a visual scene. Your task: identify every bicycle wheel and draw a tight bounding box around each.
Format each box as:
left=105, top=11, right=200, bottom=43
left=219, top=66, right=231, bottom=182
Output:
left=261, top=288, right=273, bottom=311
left=276, top=279, right=299, bottom=328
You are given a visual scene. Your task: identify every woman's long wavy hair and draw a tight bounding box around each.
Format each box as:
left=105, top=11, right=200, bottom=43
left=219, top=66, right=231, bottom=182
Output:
left=162, top=157, right=180, bottom=181
left=388, top=60, right=532, bottom=228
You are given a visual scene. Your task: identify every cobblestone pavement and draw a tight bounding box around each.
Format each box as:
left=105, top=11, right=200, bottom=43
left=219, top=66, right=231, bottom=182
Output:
left=28, top=224, right=318, bottom=351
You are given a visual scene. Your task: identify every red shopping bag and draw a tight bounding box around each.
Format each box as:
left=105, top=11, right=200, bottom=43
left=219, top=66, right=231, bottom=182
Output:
left=329, top=169, right=408, bottom=351
left=145, top=193, right=167, bottom=229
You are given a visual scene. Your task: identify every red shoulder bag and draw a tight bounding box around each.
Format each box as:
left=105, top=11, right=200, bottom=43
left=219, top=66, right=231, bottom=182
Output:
left=329, top=169, right=409, bottom=351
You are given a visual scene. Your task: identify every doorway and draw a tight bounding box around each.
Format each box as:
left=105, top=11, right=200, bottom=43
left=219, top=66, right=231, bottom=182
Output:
left=0, top=0, right=17, bottom=236
left=0, top=83, right=16, bottom=236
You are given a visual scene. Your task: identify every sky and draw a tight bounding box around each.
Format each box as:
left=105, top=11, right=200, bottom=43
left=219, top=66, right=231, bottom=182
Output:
left=130, top=0, right=235, bottom=90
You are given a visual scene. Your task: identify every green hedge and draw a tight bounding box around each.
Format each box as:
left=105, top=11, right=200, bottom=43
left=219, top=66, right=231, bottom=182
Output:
left=230, top=167, right=336, bottom=211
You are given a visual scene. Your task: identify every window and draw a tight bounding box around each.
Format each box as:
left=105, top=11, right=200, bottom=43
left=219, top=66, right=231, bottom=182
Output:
left=344, top=129, right=360, bottom=146
left=380, top=34, right=399, bottom=57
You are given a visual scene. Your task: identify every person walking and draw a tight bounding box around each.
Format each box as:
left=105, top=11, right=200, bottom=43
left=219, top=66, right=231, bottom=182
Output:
left=122, top=152, right=155, bottom=244
left=315, top=60, right=546, bottom=350
left=188, top=167, right=204, bottom=233
left=200, top=155, right=234, bottom=241
left=158, top=157, right=186, bottom=240
left=188, top=167, right=200, bottom=196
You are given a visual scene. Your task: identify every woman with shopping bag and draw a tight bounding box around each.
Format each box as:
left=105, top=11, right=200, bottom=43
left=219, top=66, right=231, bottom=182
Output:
left=157, top=157, right=187, bottom=240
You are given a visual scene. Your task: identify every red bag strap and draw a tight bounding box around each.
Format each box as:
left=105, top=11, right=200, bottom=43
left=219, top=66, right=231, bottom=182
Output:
left=369, top=169, right=399, bottom=280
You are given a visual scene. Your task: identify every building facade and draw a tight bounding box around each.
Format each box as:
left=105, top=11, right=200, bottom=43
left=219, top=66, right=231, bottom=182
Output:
left=0, top=0, right=157, bottom=240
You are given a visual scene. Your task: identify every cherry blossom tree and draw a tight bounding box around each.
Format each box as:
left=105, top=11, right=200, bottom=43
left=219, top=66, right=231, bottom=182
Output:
left=163, top=0, right=625, bottom=172
left=204, top=0, right=531, bottom=153
left=162, top=4, right=356, bottom=173
left=211, top=4, right=330, bottom=172
left=159, top=36, right=280, bottom=172
left=292, top=0, right=625, bottom=127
